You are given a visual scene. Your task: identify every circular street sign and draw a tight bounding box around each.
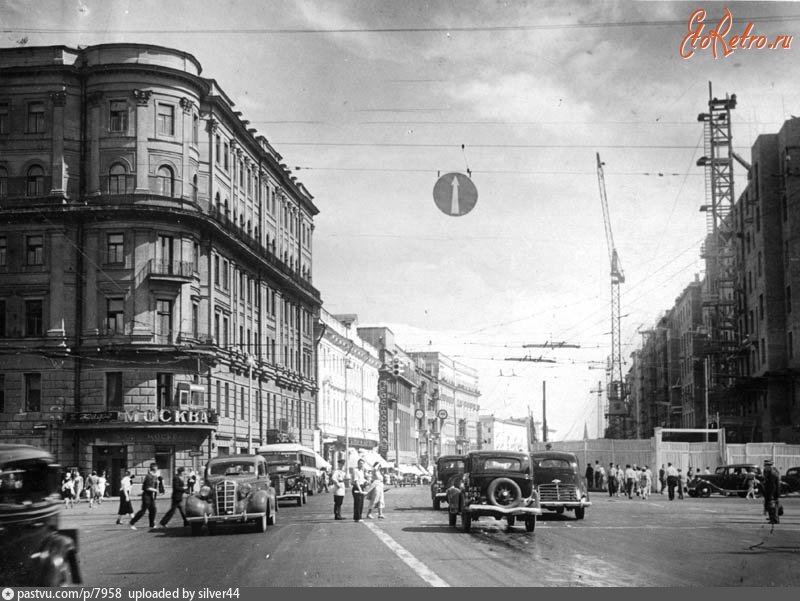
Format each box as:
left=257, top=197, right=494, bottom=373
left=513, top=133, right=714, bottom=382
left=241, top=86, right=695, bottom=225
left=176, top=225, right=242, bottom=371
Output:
left=433, top=172, right=478, bottom=217
left=437, top=409, right=448, bottom=420
left=414, top=409, right=425, bottom=420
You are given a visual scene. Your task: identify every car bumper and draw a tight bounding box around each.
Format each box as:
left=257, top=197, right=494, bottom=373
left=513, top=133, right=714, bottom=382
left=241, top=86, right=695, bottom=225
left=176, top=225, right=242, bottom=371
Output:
left=433, top=492, right=448, bottom=502
left=186, top=512, right=264, bottom=524
left=540, top=500, right=591, bottom=509
left=463, top=503, right=542, bottom=518
left=276, top=493, right=302, bottom=501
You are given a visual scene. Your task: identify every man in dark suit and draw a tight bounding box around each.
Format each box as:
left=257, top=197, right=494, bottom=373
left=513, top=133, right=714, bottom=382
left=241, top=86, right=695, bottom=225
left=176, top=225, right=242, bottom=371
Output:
left=130, top=463, right=160, bottom=530
left=157, top=466, right=187, bottom=528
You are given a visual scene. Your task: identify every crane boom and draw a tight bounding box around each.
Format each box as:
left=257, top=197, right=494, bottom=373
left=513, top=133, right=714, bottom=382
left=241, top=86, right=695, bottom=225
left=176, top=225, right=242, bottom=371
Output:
left=596, top=152, right=627, bottom=438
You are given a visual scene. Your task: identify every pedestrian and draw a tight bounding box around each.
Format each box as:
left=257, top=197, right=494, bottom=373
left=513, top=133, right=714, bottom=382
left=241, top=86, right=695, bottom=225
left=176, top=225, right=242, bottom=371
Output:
left=585, top=463, right=594, bottom=490
left=745, top=468, right=757, bottom=500
left=597, top=463, right=606, bottom=491
left=607, top=462, right=617, bottom=497
left=624, top=464, right=636, bottom=499
left=95, top=470, right=107, bottom=504
left=666, top=462, right=678, bottom=501
left=87, top=470, right=100, bottom=508
left=157, top=466, right=187, bottom=528
left=365, top=462, right=386, bottom=519
left=318, top=467, right=329, bottom=493
left=762, top=460, right=781, bottom=524
left=187, top=468, right=197, bottom=494
left=677, top=468, right=685, bottom=500
left=72, top=470, right=84, bottom=504
left=116, top=470, right=134, bottom=524
left=704, top=466, right=711, bottom=475
left=639, top=466, right=651, bottom=500
left=331, top=459, right=347, bottom=520
left=615, top=464, right=623, bottom=497
left=130, top=463, right=160, bottom=530
left=61, top=472, right=75, bottom=509
left=658, top=464, right=666, bottom=495
left=351, top=458, right=367, bottom=522
left=594, top=460, right=602, bottom=489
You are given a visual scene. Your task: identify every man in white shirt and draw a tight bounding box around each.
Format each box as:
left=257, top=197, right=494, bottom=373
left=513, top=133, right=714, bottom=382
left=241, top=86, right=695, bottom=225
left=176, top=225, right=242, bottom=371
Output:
left=351, top=459, right=367, bottom=522
left=331, top=459, right=347, bottom=520
left=666, top=462, right=679, bottom=501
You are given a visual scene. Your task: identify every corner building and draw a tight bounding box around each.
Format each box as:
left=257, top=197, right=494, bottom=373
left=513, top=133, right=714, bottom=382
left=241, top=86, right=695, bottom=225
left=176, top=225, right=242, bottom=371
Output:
left=0, top=44, right=321, bottom=490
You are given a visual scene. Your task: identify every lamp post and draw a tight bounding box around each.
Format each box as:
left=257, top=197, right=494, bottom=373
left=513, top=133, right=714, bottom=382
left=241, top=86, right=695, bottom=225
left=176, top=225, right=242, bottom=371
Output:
left=246, top=354, right=255, bottom=454
left=344, top=356, right=353, bottom=485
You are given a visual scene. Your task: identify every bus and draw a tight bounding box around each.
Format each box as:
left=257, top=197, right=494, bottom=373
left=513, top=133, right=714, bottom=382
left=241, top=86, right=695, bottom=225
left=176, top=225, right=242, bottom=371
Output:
left=256, top=443, right=321, bottom=495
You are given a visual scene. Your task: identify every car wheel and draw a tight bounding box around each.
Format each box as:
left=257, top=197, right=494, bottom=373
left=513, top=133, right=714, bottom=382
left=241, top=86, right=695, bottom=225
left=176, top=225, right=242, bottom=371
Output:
left=699, top=486, right=711, bottom=498
left=258, top=513, right=267, bottom=533
left=190, top=523, right=202, bottom=537
left=575, top=506, right=585, bottom=520
left=268, top=506, right=277, bottom=526
left=555, top=507, right=565, bottom=515
left=433, top=498, right=441, bottom=511
left=449, top=512, right=457, bottom=527
left=297, top=495, right=302, bottom=507
left=487, top=477, right=522, bottom=508
left=462, top=512, right=472, bottom=532
left=506, top=515, right=516, bottom=527
left=525, top=517, right=536, bottom=532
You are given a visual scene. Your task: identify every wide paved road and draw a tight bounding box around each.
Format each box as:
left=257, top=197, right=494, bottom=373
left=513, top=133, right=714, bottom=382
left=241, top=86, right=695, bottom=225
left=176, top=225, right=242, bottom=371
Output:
left=62, top=485, right=800, bottom=587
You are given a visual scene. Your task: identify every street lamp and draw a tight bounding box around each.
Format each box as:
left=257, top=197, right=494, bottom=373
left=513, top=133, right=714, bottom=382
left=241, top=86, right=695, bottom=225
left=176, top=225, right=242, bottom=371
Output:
left=246, top=354, right=256, bottom=454
left=344, top=356, right=353, bottom=485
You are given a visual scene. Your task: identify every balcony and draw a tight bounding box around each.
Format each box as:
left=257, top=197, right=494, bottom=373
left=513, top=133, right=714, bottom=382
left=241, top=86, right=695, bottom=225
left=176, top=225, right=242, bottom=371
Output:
left=144, top=259, right=195, bottom=283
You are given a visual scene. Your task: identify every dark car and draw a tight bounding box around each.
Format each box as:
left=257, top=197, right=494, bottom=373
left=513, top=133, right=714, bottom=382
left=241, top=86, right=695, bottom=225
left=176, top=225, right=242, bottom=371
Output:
left=780, top=466, right=800, bottom=494
left=267, top=460, right=308, bottom=506
left=446, top=450, right=541, bottom=532
left=185, top=454, right=277, bottom=535
left=0, top=444, right=82, bottom=586
left=530, top=451, right=591, bottom=520
left=687, top=464, right=763, bottom=497
left=431, top=455, right=465, bottom=510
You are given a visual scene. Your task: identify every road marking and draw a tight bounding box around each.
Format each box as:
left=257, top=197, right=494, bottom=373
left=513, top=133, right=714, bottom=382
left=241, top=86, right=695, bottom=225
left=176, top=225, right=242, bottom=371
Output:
left=363, top=520, right=450, bottom=587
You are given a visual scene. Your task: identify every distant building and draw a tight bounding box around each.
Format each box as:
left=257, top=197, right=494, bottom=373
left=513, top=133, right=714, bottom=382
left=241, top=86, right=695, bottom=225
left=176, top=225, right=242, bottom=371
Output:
left=478, top=415, right=529, bottom=451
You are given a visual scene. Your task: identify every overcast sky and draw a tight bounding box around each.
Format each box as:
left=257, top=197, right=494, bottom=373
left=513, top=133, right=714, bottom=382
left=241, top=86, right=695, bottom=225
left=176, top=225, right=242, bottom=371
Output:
left=4, top=0, right=800, bottom=440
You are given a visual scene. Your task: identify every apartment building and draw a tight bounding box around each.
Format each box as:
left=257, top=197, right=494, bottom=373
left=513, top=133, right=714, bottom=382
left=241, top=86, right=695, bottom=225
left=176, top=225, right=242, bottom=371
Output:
left=0, top=44, right=321, bottom=490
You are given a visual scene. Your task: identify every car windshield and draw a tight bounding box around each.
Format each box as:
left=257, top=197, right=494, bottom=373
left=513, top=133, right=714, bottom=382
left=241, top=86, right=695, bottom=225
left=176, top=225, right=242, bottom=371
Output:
left=209, top=461, right=256, bottom=476
left=0, top=460, right=52, bottom=504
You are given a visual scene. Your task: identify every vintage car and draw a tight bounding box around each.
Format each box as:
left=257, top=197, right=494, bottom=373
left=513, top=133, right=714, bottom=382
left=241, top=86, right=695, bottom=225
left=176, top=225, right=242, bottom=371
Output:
left=0, top=444, right=82, bottom=586
left=781, top=466, right=800, bottom=494
left=431, top=454, right=465, bottom=510
left=687, top=464, right=763, bottom=497
left=267, top=460, right=308, bottom=506
left=185, top=454, right=277, bottom=535
left=530, top=451, right=591, bottom=519
left=446, top=450, right=541, bottom=532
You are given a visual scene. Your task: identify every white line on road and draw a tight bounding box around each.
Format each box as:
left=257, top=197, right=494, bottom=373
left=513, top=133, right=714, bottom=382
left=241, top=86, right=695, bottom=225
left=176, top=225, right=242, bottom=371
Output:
left=363, top=520, right=450, bottom=587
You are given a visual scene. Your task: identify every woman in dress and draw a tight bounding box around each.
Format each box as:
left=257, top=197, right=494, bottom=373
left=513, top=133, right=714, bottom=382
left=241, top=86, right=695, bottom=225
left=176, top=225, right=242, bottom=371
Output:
left=61, top=473, right=75, bottom=509
left=96, top=471, right=108, bottom=504
left=365, top=462, right=386, bottom=519
left=116, top=470, right=134, bottom=524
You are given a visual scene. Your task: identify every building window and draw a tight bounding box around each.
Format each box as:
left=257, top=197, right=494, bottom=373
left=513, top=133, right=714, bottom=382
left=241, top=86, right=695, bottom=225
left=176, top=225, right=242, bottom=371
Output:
left=107, top=233, right=124, bottom=264
left=156, top=299, right=172, bottom=343
left=191, top=173, right=198, bottom=202
left=0, top=236, right=6, bottom=267
left=156, top=373, right=173, bottom=411
left=24, top=373, right=41, bottom=412
left=157, top=103, right=175, bottom=136
left=222, top=260, right=229, bottom=291
left=223, top=142, right=229, bottom=171
left=156, top=165, right=174, bottom=197
left=214, top=255, right=220, bottom=286
left=106, top=298, right=124, bottom=334
left=27, top=101, right=45, bottom=133
left=0, top=103, right=8, bottom=134
left=0, top=373, right=4, bottom=413
left=215, top=135, right=221, bottom=164
left=0, top=167, right=7, bottom=198
left=106, top=372, right=123, bottom=410
left=192, top=302, right=199, bottom=339
left=25, top=299, right=42, bottom=336
left=214, top=312, right=220, bottom=344
left=759, top=294, right=764, bottom=320
left=240, top=386, right=245, bottom=420
left=789, top=331, right=794, bottom=359
left=224, top=382, right=230, bottom=417
left=109, top=100, right=128, bottom=132
left=108, top=163, right=131, bottom=194
left=0, top=299, right=5, bottom=337
left=788, top=286, right=793, bottom=314
left=223, top=316, right=229, bottom=348
left=26, top=235, right=43, bottom=266
left=26, top=165, right=44, bottom=196
left=192, top=113, right=199, bottom=145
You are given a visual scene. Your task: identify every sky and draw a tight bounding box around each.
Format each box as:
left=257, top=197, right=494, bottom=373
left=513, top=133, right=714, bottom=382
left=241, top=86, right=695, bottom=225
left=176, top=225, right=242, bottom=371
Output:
left=3, top=0, right=800, bottom=441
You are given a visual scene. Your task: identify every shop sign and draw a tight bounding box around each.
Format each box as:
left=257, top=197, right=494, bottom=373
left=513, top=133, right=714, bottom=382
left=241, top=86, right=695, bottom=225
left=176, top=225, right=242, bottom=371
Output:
left=66, top=409, right=219, bottom=425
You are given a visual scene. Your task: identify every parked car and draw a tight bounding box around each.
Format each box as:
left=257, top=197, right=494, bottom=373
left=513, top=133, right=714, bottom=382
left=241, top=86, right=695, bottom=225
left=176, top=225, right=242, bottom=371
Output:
left=267, top=460, right=308, bottom=506
left=431, top=455, right=465, bottom=510
left=780, top=466, right=800, bottom=494
left=0, top=444, right=82, bottom=586
left=185, top=454, right=277, bottom=535
left=530, top=451, right=591, bottom=519
left=687, top=464, right=763, bottom=498
left=446, top=450, right=542, bottom=532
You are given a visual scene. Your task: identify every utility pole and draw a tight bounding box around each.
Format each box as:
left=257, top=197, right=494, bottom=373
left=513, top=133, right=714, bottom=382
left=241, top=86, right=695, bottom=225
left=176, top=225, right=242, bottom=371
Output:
left=542, top=381, right=548, bottom=444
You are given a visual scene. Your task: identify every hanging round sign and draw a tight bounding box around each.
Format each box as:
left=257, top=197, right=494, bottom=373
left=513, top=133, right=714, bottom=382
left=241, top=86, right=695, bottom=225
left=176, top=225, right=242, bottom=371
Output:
left=433, top=172, right=478, bottom=216
left=437, top=409, right=448, bottom=420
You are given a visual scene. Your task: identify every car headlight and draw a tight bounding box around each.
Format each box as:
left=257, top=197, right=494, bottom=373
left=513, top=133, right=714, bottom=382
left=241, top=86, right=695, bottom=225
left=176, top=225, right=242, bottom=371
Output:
left=237, top=482, right=252, bottom=499
left=198, top=485, right=211, bottom=499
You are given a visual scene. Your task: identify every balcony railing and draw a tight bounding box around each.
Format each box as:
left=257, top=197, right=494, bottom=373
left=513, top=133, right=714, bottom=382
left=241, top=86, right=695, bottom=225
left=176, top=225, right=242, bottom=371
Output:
left=145, top=259, right=195, bottom=282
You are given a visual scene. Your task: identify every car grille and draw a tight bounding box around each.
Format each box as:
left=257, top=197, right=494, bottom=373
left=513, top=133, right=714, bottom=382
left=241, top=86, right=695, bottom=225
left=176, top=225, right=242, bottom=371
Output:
left=538, top=483, right=578, bottom=502
left=215, top=480, right=237, bottom=514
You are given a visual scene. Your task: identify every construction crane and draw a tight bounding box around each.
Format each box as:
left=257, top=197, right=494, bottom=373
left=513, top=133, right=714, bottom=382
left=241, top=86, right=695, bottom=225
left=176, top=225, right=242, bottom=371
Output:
left=596, top=153, right=627, bottom=438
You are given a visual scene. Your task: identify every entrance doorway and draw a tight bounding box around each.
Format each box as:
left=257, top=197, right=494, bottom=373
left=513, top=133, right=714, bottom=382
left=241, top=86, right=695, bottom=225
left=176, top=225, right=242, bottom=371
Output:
left=155, top=446, right=174, bottom=488
left=92, top=445, right=127, bottom=497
